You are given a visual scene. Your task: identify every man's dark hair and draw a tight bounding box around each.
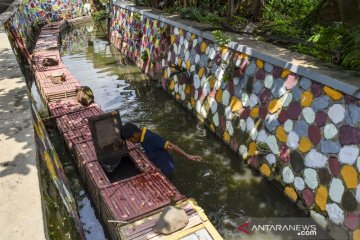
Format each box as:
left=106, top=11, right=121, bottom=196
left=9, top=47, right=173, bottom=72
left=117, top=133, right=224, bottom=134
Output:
left=121, top=122, right=141, bottom=139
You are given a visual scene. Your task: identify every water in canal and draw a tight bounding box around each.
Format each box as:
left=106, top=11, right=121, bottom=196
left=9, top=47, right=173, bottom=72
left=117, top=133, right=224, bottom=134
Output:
left=56, top=24, right=311, bottom=239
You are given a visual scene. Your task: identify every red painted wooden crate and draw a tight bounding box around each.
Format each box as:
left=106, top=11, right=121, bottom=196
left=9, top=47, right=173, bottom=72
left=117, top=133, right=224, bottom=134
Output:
left=48, top=98, right=83, bottom=116
left=99, top=171, right=185, bottom=226
left=84, top=161, right=110, bottom=210
left=34, top=69, right=80, bottom=102
left=72, top=141, right=97, bottom=191
left=39, top=27, right=61, bottom=37
left=35, top=73, right=79, bottom=92
left=32, top=49, right=61, bottom=60
left=56, top=106, right=104, bottom=134
left=63, top=125, right=92, bottom=150
left=32, top=51, right=67, bottom=74
left=128, top=147, right=157, bottom=173
left=34, top=36, right=59, bottom=51
left=121, top=202, right=197, bottom=240
left=74, top=140, right=97, bottom=171
left=32, top=61, right=67, bottom=73
left=97, top=171, right=184, bottom=240
left=34, top=66, right=72, bottom=80
left=39, top=79, right=79, bottom=89
left=126, top=141, right=137, bottom=151
left=41, top=21, right=66, bottom=31
left=48, top=98, right=99, bottom=117
left=74, top=141, right=157, bottom=176
left=42, top=85, right=79, bottom=103
left=37, top=33, right=59, bottom=40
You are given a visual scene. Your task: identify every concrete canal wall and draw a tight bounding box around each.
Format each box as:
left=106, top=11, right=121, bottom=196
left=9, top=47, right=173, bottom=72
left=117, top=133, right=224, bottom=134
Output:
left=0, top=12, right=45, bottom=240
left=2, top=0, right=85, bottom=238
left=4, top=0, right=360, bottom=238
left=110, top=1, right=360, bottom=239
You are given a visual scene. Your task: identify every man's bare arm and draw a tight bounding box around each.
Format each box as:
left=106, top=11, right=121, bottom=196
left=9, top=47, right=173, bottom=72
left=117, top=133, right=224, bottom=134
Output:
left=165, top=142, right=202, bottom=162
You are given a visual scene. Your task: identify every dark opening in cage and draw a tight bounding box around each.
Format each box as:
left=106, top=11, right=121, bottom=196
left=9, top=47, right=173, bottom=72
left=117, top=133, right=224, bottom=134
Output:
left=88, top=111, right=140, bottom=179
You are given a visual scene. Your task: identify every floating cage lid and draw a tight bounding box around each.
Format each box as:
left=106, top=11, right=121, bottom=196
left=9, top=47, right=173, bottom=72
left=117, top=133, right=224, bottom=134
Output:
left=88, top=111, right=128, bottom=173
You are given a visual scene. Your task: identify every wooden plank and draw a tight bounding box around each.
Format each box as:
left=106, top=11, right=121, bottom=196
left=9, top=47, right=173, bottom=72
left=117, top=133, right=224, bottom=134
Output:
left=202, top=221, right=223, bottom=240
left=180, top=234, right=200, bottom=240
left=124, top=204, right=196, bottom=237
left=130, top=213, right=202, bottom=240
left=121, top=201, right=202, bottom=239
left=131, top=215, right=203, bottom=240
left=163, top=223, right=206, bottom=240
left=119, top=199, right=223, bottom=240
left=194, top=228, right=213, bottom=240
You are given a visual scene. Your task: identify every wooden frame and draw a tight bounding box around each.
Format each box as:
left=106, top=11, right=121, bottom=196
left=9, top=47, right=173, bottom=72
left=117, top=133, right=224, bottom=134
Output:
left=88, top=111, right=129, bottom=173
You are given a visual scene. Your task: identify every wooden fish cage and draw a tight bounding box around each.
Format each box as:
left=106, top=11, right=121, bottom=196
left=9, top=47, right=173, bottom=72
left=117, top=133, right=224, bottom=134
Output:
left=31, top=19, right=223, bottom=240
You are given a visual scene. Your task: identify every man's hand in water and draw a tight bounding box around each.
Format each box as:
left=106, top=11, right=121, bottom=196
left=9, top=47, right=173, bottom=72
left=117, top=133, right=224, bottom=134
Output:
left=187, top=154, right=203, bottom=162
left=166, top=142, right=202, bottom=162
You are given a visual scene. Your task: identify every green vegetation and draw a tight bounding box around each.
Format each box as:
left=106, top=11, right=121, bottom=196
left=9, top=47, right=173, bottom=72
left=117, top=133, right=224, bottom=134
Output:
left=131, top=0, right=360, bottom=71
left=39, top=160, right=79, bottom=240
left=212, top=30, right=231, bottom=47
left=261, top=0, right=318, bottom=22
left=91, top=10, right=107, bottom=23
left=256, top=141, right=271, bottom=154
left=166, top=61, right=192, bottom=84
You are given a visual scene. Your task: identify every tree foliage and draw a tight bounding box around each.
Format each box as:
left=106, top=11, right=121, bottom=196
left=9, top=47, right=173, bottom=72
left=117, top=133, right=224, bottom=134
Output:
left=131, top=0, right=360, bottom=70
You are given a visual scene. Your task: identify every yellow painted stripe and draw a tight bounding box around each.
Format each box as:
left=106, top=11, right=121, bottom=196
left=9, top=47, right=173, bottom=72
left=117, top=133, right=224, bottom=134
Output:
left=118, top=198, right=224, bottom=239
left=166, top=224, right=205, bottom=240
left=140, top=127, right=147, bottom=143
left=203, top=221, right=224, bottom=240
left=188, top=198, right=208, bottom=221
left=164, top=140, right=170, bottom=149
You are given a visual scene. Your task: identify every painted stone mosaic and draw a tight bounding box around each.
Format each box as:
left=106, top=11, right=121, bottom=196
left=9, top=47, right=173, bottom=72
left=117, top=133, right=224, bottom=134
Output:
left=109, top=3, right=360, bottom=239
left=4, top=0, right=83, bottom=63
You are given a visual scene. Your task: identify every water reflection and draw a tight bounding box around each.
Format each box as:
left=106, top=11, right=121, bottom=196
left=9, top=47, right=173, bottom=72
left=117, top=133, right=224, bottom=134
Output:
left=60, top=25, right=309, bottom=239
left=49, top=127, right=107, bottom=240
left=78, top=191, right=106, bottom=239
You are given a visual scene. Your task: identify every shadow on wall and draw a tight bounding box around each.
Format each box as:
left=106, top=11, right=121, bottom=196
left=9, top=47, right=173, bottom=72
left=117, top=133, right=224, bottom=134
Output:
left=0, top=40, right=35, bottom=178
left=0, top=0, right=13, bottom=15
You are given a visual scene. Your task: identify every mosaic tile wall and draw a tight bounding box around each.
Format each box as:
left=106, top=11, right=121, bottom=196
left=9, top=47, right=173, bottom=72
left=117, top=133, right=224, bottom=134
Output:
left=4, top=0, right=83, bottom=60
left=110, top=4, right=360, bottom=239
left=23, top=0, right=83, bottom=21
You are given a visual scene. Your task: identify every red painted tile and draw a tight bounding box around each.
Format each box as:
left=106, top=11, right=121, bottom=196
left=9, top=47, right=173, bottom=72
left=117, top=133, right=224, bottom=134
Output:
left=56, top=106, right=103, bottom=133
left=99, top=171, right=185, bottom=223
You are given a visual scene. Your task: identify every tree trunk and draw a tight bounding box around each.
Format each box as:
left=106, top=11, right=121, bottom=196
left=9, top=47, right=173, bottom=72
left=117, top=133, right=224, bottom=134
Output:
left=233, top=0, right=242, bottom=13
left=152, top=0, right=161, bottom=8
left=246, top=0, right=265, bottom=22
left=91, top=0, right=104, bottom=10
left=302, top=0, right=340, bottom=28
left=337, top=0, right=360, bottom=28
left=227, top=0, right=234, bottom=23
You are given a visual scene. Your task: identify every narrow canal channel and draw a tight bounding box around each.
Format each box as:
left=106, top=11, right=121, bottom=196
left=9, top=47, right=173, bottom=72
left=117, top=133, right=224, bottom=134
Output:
left=56, top=24, right=309, bottom=239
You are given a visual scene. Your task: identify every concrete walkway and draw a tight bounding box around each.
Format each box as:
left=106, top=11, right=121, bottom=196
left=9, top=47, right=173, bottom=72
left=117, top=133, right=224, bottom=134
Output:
left=0, top=15, right=46, bottom=240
